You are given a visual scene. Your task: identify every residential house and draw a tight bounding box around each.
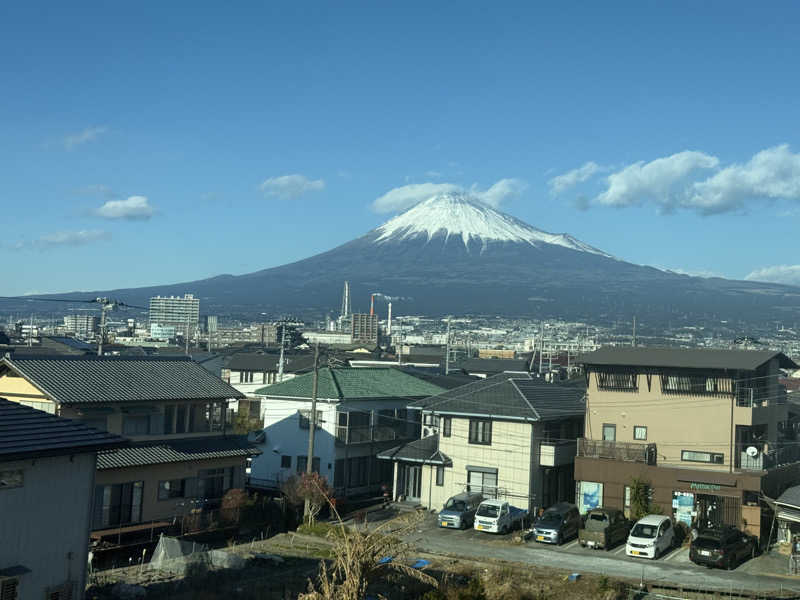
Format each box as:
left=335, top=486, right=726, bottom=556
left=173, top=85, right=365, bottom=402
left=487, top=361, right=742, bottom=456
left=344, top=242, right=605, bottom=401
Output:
left=0, top=398, right=124, bottom=600
left=0, top=355, right=259, bottom=536
left=250, top=367, right=446, bottom=497
left=575, top=347, right=800, bottom=538
left=379, top=372, right=585, bottom=513
left=774, top=484, right=800, bottom=545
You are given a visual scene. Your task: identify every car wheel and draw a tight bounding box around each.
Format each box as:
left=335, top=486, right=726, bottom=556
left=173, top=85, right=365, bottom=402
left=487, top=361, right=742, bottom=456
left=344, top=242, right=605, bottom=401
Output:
left=556, top=533, right=562, bottom=546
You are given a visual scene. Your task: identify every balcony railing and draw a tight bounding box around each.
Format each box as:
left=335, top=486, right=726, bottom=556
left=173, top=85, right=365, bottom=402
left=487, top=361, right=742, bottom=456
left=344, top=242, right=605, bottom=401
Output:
left=577, top=438, right=655, bottom=464
left=335, top=425, right=414, bottom=445
left=737, top=444, right=800, bottom=471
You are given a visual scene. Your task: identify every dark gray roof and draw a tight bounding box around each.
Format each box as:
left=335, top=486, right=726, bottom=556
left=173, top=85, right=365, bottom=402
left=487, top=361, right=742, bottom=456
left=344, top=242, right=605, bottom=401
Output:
left=456, top=358, right=529, bottom=374
left=408, top=372, right=585, bottom=421
left=97, top=435, right=260, bottom=470
left=227, top=353, right=280, bottom=371
left=377, top=435, right=451, bottom=465
left=579, top=347, right=798, bottom=371
left=0, top=398, right=125, bottom=461
left=776, top=485, right=800, bottom=509
left=0, top=355, right=245, bottom=405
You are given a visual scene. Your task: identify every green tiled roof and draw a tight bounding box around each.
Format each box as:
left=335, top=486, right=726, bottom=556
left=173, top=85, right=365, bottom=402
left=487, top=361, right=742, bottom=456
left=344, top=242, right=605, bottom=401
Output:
left=254, top=367, right=446, bottom=401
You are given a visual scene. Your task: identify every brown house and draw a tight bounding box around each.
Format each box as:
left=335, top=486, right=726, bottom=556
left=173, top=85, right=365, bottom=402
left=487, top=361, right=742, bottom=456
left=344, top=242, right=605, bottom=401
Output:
left=575, top=347, right=800, bottom=538
left=0, top=355, right=259, bottom=535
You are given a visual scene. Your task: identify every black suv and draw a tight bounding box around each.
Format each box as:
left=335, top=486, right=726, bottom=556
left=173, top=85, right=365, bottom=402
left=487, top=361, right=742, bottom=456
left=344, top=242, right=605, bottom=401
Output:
left=689, top=526, right=758, bottom=570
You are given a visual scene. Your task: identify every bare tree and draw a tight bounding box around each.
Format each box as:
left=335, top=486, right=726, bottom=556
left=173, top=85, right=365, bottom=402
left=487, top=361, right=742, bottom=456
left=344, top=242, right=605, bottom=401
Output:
left=282, top=472, right=334, bottom=526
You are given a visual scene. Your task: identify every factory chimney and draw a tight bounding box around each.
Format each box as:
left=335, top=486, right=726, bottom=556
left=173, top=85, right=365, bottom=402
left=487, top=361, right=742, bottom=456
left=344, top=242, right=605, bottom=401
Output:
left=387, top=302, right=392, bottom=335
left=370, top=294, right=375, bottom=316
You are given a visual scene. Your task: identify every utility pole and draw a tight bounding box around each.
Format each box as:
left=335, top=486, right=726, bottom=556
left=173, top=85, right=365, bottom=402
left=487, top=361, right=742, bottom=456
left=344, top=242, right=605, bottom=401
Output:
left=278, top=323, right=287, bottom=382
left=28, top=314, right=33, bottom=348
left=538, top=321, right=544, bottom=375
left=632, top=316, right=637, bottom=347
left=184, top=315, right=190, bottom=356
left=444, top=318, right=451, bottom=375
left=304, top=342, right=320, bottom=520
left=97, top=302, right=109, bottom=356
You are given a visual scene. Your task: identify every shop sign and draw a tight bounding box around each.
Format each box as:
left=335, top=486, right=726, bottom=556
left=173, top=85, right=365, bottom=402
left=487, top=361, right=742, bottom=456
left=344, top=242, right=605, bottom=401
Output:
left=689, top=482, right=721, bottom=491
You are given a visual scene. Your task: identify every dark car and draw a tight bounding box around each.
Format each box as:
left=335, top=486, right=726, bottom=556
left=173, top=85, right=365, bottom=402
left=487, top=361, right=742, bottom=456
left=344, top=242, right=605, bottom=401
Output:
left=689, top=526, right=758, bottom=570
left=532, top=502, right=581, bottom=545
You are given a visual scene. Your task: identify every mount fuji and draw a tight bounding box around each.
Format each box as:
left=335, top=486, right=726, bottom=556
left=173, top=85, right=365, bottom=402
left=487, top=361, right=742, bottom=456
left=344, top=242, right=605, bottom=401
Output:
left=16, top=193, right=800, bottom=323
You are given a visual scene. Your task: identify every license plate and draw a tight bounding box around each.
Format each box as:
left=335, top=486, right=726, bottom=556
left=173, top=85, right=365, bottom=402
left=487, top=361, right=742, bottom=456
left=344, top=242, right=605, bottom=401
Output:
left=700, top=550, right=710, bottom=556
left=477, top=525, right=484, bottom=530
left=537, top=535, right=545, bottom=541
left=441, top=522, right=448, bottom=527
left=631, top=550, right=640, bottom=555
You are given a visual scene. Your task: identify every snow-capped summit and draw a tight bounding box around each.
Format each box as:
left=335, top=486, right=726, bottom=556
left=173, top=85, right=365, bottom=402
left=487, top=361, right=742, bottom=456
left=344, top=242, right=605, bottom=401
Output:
left=373, top=192, right=611, bottom=257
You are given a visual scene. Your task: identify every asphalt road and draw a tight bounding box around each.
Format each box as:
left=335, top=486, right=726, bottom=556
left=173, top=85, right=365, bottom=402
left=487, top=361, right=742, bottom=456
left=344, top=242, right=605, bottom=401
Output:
left=396, top=512, right=800, bottom=596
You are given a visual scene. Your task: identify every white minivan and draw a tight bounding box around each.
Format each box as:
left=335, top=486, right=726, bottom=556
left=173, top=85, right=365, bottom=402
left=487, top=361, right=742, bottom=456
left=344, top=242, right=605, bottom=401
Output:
left=625, top=514, right=675, bottom=559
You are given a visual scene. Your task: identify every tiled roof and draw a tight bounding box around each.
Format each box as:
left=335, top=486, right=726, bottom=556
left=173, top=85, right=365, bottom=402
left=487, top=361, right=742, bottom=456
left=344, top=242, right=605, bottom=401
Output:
left=254, top=367, right=446, bottom=401
left=777, top=485, right=800, bottom=509
left=97, top=435, right=260, bottom=470
left=0, top=398, right=125, bottom=461
left=227, top=352, right=317, bottom=373
left=578, top=347, right=798, bottom=371
left=408, top=372, right=585, bottom=421
left=0, top=355, right=245, bottom=405
left=377, top=435, right=452, bottom=465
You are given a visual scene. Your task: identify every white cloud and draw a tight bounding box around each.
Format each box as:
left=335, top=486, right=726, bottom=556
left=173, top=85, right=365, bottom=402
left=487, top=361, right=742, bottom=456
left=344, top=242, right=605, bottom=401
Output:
left=372, top=182, right=461, bottom=213
left=470, top=178, right=528, bottom=208
left=259, top=174, right=325, bottom=199
left=35, top=230, right=111, bottom=247
left=596, top=151, right=719, bottom=210
left=63, top=126, right=108, bottom=150
left=688, top=145, right=800, bottom=214
left=94, top=196, right=154, bottom=220
left=549, top=161, right=603, bottom=195
left=745, top=265, right=800, bottom=286
left=372, top=178, right=526, bottom=213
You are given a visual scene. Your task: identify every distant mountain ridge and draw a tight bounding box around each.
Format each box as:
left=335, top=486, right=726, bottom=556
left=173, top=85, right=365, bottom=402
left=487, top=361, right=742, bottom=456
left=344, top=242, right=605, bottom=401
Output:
left=8, top=193, right=800, bottom=324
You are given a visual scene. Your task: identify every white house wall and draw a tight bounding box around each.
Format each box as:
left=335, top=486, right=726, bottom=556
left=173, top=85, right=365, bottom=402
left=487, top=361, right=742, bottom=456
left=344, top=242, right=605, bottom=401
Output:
left=0, top=452, right=95, bottom=600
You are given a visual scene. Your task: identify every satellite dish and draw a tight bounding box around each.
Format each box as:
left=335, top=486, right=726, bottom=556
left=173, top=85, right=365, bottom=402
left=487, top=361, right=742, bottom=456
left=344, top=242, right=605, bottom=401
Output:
left=746, top=446, right=759, bottom=458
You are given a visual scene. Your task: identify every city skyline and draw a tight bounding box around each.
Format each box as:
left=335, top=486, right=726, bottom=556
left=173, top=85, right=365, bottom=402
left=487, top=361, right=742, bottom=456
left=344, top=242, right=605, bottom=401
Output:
left=3, top=2, right=800, bottom=296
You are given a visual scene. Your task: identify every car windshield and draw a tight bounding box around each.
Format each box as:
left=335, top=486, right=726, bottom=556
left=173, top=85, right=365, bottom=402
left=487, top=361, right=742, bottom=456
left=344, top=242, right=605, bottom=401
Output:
left=538, top=511, right=561, bottom=526
left=445, top=499, right=467, bottom=511
left=694, top=536, right=721, bottom=550
left=585, top=513, right=609, bottom=530
left=477, top=504, right=499, bottom=518
left=631, top=523, right=658, bottom=538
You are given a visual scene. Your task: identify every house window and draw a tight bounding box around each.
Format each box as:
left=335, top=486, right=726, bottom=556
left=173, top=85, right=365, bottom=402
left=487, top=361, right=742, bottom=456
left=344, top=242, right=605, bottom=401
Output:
left=197, top=468, right=226, bottom=498
left=0, top=578, right=19, bottom=600
left=436, top=466, right=444, bottom=486
left=93, top=481, right=144, bottom=529
left=423, top=413, right=440, bottom=427
left=467, top=468, right=498, bottom=498
left=240, top=371, right=254, bottom=383
left=602, top=423, right=616, bottom=441
left=0, top=469, right=24, bottom=490
left=298, top=410, right=322, bottom=429
left=280, top=455, right=292, bottom=469
left=297, top=456, right=321, bottom=474
left=633, top=426, right=647, bottom=441
left=468, top=419, right=492, bottom=445
left=158, top=479, right=186, bottom=500
left=596, top=370, right=638, bottom=391
left=681, top=450, right=724, bottom=464
left=122, top=415, right=150, bottom=435
left=442, top=417, right=452, bottom=437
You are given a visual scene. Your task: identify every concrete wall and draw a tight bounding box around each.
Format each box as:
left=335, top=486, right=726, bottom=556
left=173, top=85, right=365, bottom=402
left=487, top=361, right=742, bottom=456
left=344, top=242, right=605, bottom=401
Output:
left=0, top=452, right=95, bottom=600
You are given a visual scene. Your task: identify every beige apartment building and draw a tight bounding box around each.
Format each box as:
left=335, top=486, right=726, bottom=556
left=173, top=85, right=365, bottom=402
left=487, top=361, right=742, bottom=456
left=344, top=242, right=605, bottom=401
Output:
left=0, top=355, right=258, bottom=537
left=379, top=373, right=585, bottom=514
left=575, top=347, right=800, bottom=538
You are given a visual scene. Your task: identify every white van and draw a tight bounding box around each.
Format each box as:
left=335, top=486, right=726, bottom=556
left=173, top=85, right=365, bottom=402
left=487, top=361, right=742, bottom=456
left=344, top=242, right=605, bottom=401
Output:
left=625, top=514, right=675, bottom=559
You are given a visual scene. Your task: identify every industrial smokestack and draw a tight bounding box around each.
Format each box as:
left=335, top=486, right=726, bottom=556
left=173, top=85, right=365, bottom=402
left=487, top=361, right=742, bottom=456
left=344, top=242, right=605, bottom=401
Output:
left=370, top=294, right=375, bottom=316
left=387, top=302, right=392, bottom=335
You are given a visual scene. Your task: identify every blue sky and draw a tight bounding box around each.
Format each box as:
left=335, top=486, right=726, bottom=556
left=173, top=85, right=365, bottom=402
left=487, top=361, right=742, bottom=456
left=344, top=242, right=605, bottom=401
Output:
left=3, top=2, right=800, bottom=296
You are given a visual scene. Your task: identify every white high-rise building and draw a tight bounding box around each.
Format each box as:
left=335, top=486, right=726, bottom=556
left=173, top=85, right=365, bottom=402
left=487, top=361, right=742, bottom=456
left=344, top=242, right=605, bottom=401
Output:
left=63, top=314, right=98, bottom=338
left=148, top=294, right=200, bottom=333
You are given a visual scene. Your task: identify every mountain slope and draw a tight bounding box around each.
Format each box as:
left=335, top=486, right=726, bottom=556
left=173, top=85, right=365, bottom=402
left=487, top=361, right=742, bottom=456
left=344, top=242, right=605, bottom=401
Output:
left=9, top=193, right=800, bottom=324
